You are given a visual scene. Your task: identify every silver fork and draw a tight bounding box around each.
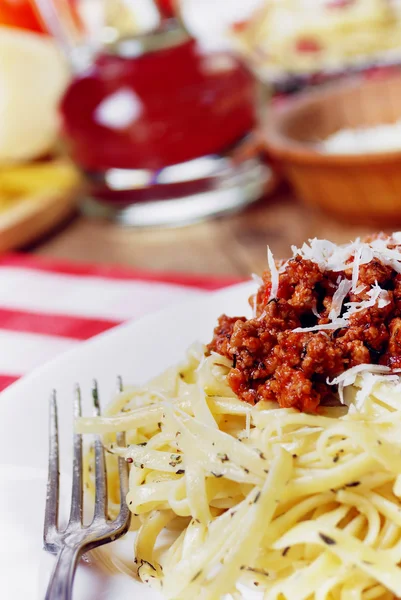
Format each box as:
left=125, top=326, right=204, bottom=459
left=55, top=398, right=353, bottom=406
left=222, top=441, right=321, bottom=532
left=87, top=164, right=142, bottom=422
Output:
left=43, top=380, right=131, bottom=599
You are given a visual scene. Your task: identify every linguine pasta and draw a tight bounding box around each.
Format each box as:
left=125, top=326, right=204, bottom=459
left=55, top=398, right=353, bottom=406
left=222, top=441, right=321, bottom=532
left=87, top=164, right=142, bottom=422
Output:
left=77, top=344, right=401, bottom=600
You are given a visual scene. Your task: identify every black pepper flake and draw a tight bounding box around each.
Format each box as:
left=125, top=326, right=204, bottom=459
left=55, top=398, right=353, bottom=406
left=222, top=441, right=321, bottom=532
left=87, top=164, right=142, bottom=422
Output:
left=319, top=533, right=336, bottom=545
left=233, top=355, right=237, bottom=369
left=230, top=511, right=236, bottom=518
left=244, top=567, right=269, bottom=576
left=243, top=467, right=250, bottom=474
left=176, top=469, right=185, bottom=475
left=88, top=465, right=92, bottom=473
left=292, top=454, right=298, bottom=459
left=257, top=449, right=266, bottom=459
left=211, top=471, right=223, bottom=478
left=282, top=547, right=290, bottom=557
left=138, top=559, right=157, bottom=572
left=240, top=565, right=246, bottom=571
left=137, top=442, right=147, bottom=447
left=345, top=481, right=360, bottom=487
left=217, top=453, right=229, bottom=463
left=157, top=422, right=162, bottom=429
left=191, top=570, right=202, bottom=582
left=179, top=372, right=184, bottom=379
left=254, top=582, right=259, bottom=587
left=377, top=440, right=382, bottom=445
left=264, top=469, right=269, bottom=474
left=333, top=454, right=340, bottom=463
left=129, top=501, right=132, bottom=505
left=254, top=491, right=261, bottom=503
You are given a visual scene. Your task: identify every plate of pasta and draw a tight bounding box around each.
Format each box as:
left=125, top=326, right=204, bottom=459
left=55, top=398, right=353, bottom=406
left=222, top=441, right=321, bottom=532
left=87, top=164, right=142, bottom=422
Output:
left=5, top=233, right=401, bottom=600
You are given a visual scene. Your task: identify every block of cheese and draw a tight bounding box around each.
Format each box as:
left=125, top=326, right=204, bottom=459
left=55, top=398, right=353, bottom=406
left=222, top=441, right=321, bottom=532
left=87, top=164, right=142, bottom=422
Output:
left=0, top=26, right=70, bottom=164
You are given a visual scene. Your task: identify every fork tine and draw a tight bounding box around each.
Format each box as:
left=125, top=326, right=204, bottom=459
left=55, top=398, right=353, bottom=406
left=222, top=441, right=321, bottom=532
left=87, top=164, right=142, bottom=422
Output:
left=112, top=376, right=130, bottom=528
left=117, top=431, right=130, bottom=519
left=44, top=390, right=59, bottom=548
left=69, top=384, right=83, bottom=524
left=92, top=380, right=108, bottom=520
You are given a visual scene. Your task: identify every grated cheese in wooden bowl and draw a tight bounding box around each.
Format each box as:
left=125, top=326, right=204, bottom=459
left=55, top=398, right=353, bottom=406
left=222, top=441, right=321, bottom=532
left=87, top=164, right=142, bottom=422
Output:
left=321, top=120, right=401, bottom=154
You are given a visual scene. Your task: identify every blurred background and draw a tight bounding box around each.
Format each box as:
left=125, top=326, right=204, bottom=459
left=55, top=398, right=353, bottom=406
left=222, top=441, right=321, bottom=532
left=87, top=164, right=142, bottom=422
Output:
left=3, top=0, right=401, bottom=275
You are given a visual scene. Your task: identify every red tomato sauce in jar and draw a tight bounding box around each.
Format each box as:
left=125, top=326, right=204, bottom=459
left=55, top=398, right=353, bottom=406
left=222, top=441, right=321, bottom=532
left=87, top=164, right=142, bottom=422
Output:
left=60, top=39, right=256, bottom=172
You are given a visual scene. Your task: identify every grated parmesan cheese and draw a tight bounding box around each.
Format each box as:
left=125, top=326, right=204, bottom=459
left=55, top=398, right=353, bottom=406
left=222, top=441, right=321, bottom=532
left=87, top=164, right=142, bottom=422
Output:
left=311, top=302, right=320, bottom=318
left=289, top=234, right=401, bottom=333
left=327, top=364, right=393, bottom=406
left=328, top=364, right=392, bottom=387
left=321, top=121, right=401, bottom=155
left=328, top=278, right=352, bottom=322
left=343, top=284, right=390, bottom=319
left=292, top=320, right=347, bottom=333
left=267, top=247, right=279, bottom=301
left=351, top=246, right=363, bottom=291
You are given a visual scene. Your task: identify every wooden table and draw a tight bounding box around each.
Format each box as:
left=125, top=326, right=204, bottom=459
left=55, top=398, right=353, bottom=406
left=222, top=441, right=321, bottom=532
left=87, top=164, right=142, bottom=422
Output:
left=32, top=184, right=384, bottom=277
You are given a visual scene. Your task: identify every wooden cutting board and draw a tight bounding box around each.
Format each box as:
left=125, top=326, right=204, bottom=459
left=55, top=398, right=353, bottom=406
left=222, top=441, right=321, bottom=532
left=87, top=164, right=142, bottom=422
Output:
left=0, top=160, right=81, bottom=253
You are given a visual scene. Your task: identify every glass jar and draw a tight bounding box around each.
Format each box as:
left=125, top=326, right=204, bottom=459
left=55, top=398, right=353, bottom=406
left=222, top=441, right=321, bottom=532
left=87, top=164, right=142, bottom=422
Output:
left=35, top=0, right=270, bottom=227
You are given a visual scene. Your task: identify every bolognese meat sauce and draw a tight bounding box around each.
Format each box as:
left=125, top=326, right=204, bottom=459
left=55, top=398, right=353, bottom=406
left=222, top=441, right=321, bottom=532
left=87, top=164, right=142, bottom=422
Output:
left=208, top=234, right=401, bottom=412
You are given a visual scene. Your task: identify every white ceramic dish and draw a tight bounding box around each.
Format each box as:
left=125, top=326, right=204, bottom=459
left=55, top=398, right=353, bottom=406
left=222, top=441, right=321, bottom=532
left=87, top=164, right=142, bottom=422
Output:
left=0, top=281, right=255, bottom=600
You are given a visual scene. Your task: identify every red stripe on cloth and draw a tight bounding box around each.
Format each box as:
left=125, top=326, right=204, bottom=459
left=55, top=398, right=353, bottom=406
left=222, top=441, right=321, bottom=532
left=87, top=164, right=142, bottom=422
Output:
left=0, top=308, right=121, bottom=340
left=0, top=374, right=19, bottom=391
left=0, top=254, right=244, bottom=291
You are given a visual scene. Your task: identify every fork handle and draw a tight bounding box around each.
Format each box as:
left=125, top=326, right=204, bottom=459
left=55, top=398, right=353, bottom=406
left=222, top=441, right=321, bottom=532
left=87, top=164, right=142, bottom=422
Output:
left=45, top=545, right=82, bottom=600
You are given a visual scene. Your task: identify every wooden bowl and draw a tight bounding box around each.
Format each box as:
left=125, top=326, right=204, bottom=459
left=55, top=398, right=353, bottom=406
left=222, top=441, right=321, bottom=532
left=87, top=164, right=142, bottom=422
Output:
left=263, top=72, right=401, bottom=224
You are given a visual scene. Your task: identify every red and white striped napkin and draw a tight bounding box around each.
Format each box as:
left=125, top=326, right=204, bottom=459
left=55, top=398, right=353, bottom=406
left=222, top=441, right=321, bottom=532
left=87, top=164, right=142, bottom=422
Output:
left=0, top=254, right=241, bottom=392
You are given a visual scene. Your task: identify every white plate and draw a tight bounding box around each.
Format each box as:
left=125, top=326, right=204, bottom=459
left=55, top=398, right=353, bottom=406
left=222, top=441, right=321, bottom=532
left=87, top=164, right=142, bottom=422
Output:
left=0, top=281, right=255, bottom=599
